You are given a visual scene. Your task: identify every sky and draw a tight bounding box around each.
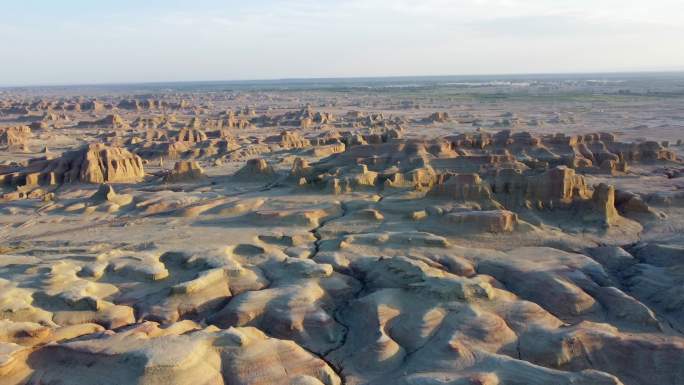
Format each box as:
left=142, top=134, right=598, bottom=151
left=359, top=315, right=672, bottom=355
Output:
left=2, top=0, right=684, bottom=86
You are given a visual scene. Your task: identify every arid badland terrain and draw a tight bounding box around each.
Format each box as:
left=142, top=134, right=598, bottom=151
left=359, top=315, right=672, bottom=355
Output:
left=1, top=74, right=684, bottom=385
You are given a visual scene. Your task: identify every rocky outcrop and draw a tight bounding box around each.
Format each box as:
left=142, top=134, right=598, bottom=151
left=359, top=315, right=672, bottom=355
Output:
left=0, top=143, right=144, bottom=186
left=492, top=166, right=590, bottom=209
left=445, top=210, right=519, bottom=232
left=325, top=164, right=379, bottom=194
left=234, top=158, right=276, bottom=180
left=424, top=111, right=450, bottom=123
left=163, top=161, right=206, bottom=183
left=89, top=183, right=133, bottom=206
left=586, top=183, right=621, bottom=226
left=136, top=141, right=189, bottom=160
left=176, top=127, right=207, bottom=143
left=77, top=114, right=128, bottom=129
left=614, top=190, right=661, bottom=220
left=265, top=131, right=311, bottom=149
left=25, top=323, right=341, bottom=385
left=383, top=166, right=437, bottom=189
left=428, top=173, right=501, bottom=208
left=0, top=125, right=31, bottom=149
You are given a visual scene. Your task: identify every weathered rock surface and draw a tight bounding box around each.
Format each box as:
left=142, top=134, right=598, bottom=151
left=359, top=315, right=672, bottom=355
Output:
left=0, top=143, right=144, bottom=186
left=1, top=86, right=683, bottom=385
left=163, top=161, right=206, bottom=183
left=0, top=126, right=31, bottom=150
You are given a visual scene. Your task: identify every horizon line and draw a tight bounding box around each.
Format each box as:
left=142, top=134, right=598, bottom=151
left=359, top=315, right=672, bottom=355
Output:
left=2, top=69, right=684, bottom=90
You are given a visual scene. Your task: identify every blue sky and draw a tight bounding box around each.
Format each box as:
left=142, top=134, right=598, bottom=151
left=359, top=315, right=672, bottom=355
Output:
left=2, top=0, right=683, bottom=85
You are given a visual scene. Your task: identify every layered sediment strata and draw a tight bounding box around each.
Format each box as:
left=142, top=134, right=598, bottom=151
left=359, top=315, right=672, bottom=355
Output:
left=0, top=143, right=144, bottom=186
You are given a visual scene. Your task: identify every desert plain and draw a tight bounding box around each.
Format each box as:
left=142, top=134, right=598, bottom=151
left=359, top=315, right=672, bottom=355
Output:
left=0, top=74, right=684, bottom=385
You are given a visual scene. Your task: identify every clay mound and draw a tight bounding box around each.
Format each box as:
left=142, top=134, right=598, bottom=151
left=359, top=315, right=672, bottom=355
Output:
left=176, top=127, right=208, bottom=143
left=27, top=323, right=341, bottom=385
left=136, top=141, right=189, bottom=160
left=117, top=99, right=141, bottom=110
left=132, top=116, right=163, bottom=131
left=234, top=158, right=276, bottom=180
left=163, top=161, right=207, bottom=183
left=307, top=142, right=346, bottom=158
left=0, top=143, right=145, bottom=186
left=424, top=111, right=450, bottom=123
left=80, top=100, right=106, bottom=112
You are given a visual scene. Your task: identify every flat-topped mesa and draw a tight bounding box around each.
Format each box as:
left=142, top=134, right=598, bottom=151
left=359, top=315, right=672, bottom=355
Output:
left=383, top=166, right=437, bottom=190
left=445, top=209, right=519, bottom=233
left=265, top=131, right=311, bottom=149
left=427, top=173, right=502, bottom=209
left=77, top=114, right=129, bottom=129
left=0, top=125, right=31, bottom=149
left=0, top=143, right=145, bottom=187
left=163, top=161, right=206, bottom=183
left=492, top=166, right=590, bottom=209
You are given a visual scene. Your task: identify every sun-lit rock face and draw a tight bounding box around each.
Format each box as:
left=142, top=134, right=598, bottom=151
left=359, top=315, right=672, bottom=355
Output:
left=491, top=166, right=590, bottom=209
left=0, top=125, right=31, bottom=149
left=0, top=143, right=145, bottom=186
left=265, top=131, right=311, bottom=149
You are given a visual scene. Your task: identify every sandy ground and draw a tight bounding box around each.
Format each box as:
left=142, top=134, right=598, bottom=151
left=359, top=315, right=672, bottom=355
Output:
left=0, top=76, right=684, bottom=385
